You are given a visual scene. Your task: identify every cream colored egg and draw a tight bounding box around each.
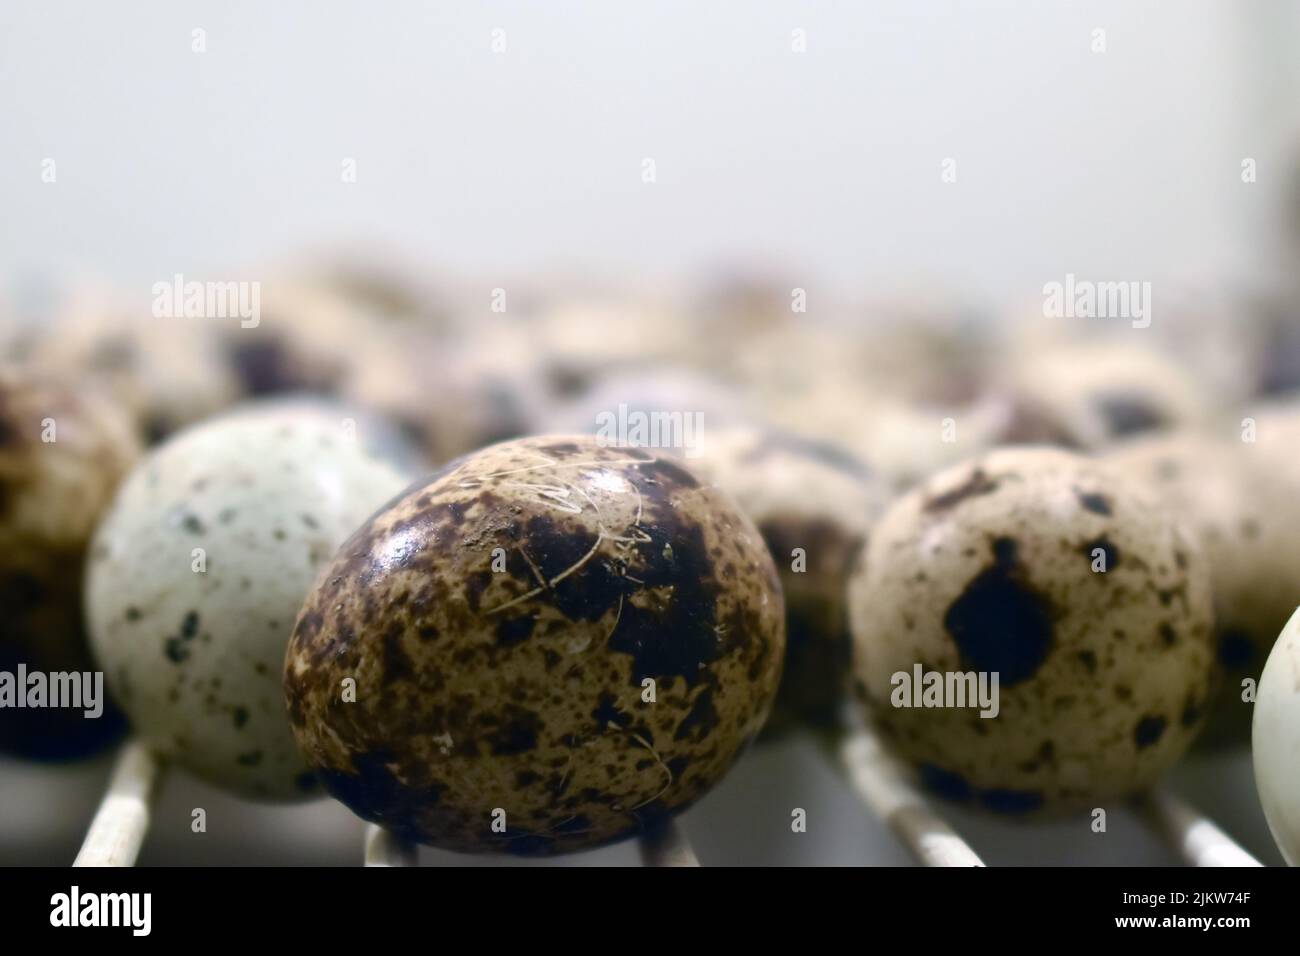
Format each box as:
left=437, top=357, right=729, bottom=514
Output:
left=1253, top=608, right=1300, bottom=865
left=849, top=447, right=1215, bottom=814
left=1108, top=432, right=1300, bottom=744
left=687, top=426, right=889, bottom=731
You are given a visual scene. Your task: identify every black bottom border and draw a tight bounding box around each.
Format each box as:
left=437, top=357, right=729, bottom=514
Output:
left=0, top=864, right=1283, bottom=941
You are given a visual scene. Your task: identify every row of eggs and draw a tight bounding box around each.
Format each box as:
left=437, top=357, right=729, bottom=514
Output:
left=1, top=320, right=1299, bottom=858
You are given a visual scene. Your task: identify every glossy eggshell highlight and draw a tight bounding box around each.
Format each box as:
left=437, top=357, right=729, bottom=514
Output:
left=849, top=447, right=1215, bottom=815
left=85, top=404, right=413, bottom=799
left=286, top=435, right=785, bottom=854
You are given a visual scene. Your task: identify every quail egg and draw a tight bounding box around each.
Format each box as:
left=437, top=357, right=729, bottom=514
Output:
left=1108, top=432, right=1300, bottom=744
left=688, top=427, right=889, bottom=731
left=993, top=342, right=1210, bottom=450
left=1252, top=607, right=1300, bottom=865
left=85, top=402, right=414, bottom=799
left=853, top=396, right=1004, bottom=493
left=0, top=368, right=141, bottom=758
left=28, top=290, right=241, bottom=442
left=216, top=278, right=385, bottom=399
left=849, top=447, right=1215, bottom=814
left=285, top=435, right=785, bottom=853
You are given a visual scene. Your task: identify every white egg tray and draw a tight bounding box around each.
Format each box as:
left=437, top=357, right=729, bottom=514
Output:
left=0, top=720, right=1265, bottom=867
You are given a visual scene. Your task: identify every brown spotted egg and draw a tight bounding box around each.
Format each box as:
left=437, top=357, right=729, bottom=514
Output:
left=687, top=427, right=889, bottom=732
left=85, top=402, right=414, bottom=799
left=285, top=435, right=785, bottom=854
left=0, top=368, right=141, bottom=758
left=1108, top=432, right=1300, bottom=745
left=849, top=447, right=1215, bottom=814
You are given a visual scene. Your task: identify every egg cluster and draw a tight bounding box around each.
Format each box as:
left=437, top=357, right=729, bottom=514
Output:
left=1, top=267, right=1298, bottom=857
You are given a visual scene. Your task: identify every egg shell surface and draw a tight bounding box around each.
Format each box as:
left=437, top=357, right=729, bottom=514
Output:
left=85, top=403, right=413, bottom=799
left=849, top=446, right=1215, bottom=814
left=286, top=435, right=785, bottom=854
left=1253, top=607, right=1300, bottom=865
left=0, top=369, right=141, bottom=758
left=688, top=426, right=888, bottom=732
left=1108, top=432, right=1300, bottom=744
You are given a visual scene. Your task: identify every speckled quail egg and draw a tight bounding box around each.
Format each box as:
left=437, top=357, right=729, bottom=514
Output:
left=1252, top=607, right=1300, bottom=865
left=993, top=342, right=1210, bottom=450
left=852, top=396, right=1007, bottom=493
left=28, top=289, right=241, bottom=443
left=849, top=446, right=1215, bottom=814
left=285, top=435, right=785, bottom=854
left=747, top=361, right=1004, bottom=494
left=0, top=368, right=141, bottom=759
left=216, top=278, right=389, bottom=400
left=1108, top=432, right=1300, bottom=745
left=687, top=427, right=889, bottom=732
left=85, top=402, right=414, bottom=799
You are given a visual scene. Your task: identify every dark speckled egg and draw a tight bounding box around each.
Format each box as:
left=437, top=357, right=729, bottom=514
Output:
left=849, top=447, right=1215, bottom=814
left=285, top=435, right=785, bottom=854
